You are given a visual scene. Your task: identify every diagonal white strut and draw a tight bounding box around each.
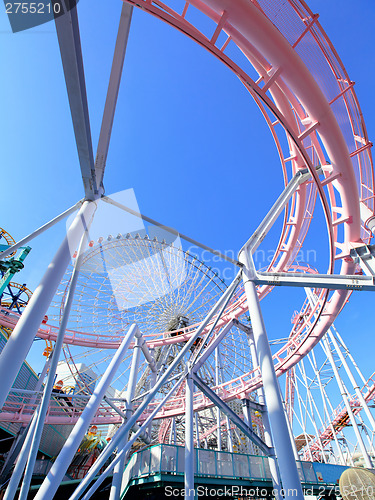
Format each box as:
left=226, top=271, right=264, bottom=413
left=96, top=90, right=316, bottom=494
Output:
left=55, top=5, right=97, bottom=199
left=95, top=3, right=133, bottom=189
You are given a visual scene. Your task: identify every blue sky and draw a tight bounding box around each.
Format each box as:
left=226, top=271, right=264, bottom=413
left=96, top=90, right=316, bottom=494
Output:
left=1, top=0, right=375, bottom=380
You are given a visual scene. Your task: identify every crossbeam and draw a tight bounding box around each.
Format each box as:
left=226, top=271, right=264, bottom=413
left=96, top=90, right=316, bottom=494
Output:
left=55, top=5, right=97, bottom=199
left=191, top=373, right=272, bottom=454
left=254, top=270, right=375, bottom=291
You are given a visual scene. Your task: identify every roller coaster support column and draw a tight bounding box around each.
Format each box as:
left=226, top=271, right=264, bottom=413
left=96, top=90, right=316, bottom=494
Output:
left=110, top=332, right=143, bottom=500
left=321, top=334, right=373, bottom=469
left=240, top=251, right=304, bottom=499
left=215, top=347, right=222, bottom=451
left=309, top=350, right=345, bottom=465
left=195, top=412, right=200, bottom=447
left=328, top=329, right=375, bottom=436
left=0, top=200, right=96, bottom=409
left=306, top=289, right=374, bottom=467
left=80, top=378, right=184, bottom=500
left=242, top=399, right=255, bottom=455
left=3, top=411, right=39, bottom=500
left=18, top=221, right=91, bottom=500
left=226, top=416, right=233, bottom=452
left=284, top=404, right=300, bottom=461
left=34, top=324, right=139, bottom=500
left=172, top=418, right=177, bottom=445
left=185, top=370, right=195, bottom=499
left=0, top=353, right=51, bottom=486
left=246, top=329, right=283, bottom=498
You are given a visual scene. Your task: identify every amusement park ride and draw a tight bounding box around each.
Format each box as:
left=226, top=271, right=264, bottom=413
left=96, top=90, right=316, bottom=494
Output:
left=1, top=0, right=375, bottom=499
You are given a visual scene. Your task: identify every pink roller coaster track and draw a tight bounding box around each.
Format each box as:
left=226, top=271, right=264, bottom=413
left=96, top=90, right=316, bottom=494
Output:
left=1, top=0, right=373, bottom=427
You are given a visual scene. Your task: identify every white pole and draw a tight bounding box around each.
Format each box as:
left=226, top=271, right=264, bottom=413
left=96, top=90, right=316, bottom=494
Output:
left=293, top=367, right=314, bottom=461
left=185, top=372, right=195, bottom=499
left=321, top=335, right=373, bottom=469
left=0, top=354, right=52, bottom=486
left=247, top=331, right=283, bottom=499
left=79, top=377, right=184, bottom=500
left=34, top=324, right=139, bottom=500
left=328, top=329, right=375, bottom=434
left=332, top=326, right=367, bottom=385
left=309, top=350, right=345, bottom=465
left=195, top=412, right=200, bottom=448
left=18, top=228, right=90, bottom=500
left=0, top=201, right=83, bottom=260
left=215, top=347, right=222, bottom=451
left=240, top=252, right=304, bottom=499
left=109, top=333, right=142, bottom=500
left=242, top=399, right=254, bottom=455
left=0, top=200, right=96, bottom=408
left=173, top=417, right=177, bottom=445
left=226, top=416, right=233, bottom=452
left=298, top=360, right=327, bottom=461
left=3, top=412, right=38, bottom=500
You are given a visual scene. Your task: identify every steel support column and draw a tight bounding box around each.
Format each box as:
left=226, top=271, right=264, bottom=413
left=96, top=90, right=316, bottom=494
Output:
left=328, top=329, right=375, bottom=434
left=226, top=416, right=233, bottom=452
left=3, top=413, right=38, bottom=500
left=185, top=372, right=195, bottom=499
left=0, top=354, right=51, bottom=486
left=321, top=335, right=373, bottom=469
left=215, top=347, right=222, bottom=451
left=0, top=200, right=96, bottom=409
left=309, top=350, right=345, bottom=465
left=34, top=324, right=139, bottom=500
left=0, top=201, right=83, bottom=260
left=18, top=227, right=90, bottom=500
left=247, top=331, right=283, bottom=499
left=195, top=412, right=200, bottom=448
left=110, top=331, right=142, bottom=500
left=240, top=250, right=304, bottom=499
left=78, top=377, right=184, bottom=500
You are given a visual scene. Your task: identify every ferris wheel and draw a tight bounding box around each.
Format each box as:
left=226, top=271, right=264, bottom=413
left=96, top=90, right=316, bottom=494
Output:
left=1, top=0, right=375, bottom=498
left=44, top=234, right=253, bottom=447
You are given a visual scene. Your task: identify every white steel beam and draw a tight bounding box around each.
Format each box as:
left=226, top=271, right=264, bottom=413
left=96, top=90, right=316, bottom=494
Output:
left=34, top=324, right=140, bottom=500
left=95, top=3, right=133, bottom=188
left=191, top=373, right=271, bottom=454
left=0, top=201, right=97, bottom=409
left=255, top=270, right=375, bottom=291
left=0, top=201, right=83, bottom=260
left=239, top=168, right=312, bottom=256
left=77, top=377, right=184, bottom=500
left=185, top=373, right=195, bottom=498
left=240, top=250, right=304, bottom=499
left=18, top=227, right=90, bottom=500
left=55, top=4, right=97, bottom=199
left=247, top=332, right=283, bottom=498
